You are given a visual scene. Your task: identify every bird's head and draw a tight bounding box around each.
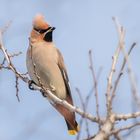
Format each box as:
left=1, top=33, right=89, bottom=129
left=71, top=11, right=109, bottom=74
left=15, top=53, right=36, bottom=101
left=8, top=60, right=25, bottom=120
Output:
left=31, top=14, right=55, bottom=42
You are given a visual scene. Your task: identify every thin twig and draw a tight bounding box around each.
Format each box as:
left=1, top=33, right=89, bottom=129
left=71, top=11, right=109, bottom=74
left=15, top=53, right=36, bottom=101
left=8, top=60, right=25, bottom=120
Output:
left=111, top=43, right=136, bottom=102
left=76, top=88, right=85, bottom=140
left=111, top=122, right=140, bottom=135
left=106, top=17, right=126, bottom=117
left=106, top=34, right=121, bottom=116
left=0, top=31, right=29, bottom=83
left=122, top=125, right=140, bottom=138
left=76, top=88, right=90, bottom=140
left=1, top=57, right=6, bottom=65
left=83, top=135, right=96, bottom=140
left=115, top=112, right=140, bottom=121
left=15, top=76, right=20, bottom=102
left=106, top=17, right=125, bottom=118
left=76, top=67, right=102, bottom=140
left=9, top=51, right=22, bottom=58
left=1, top=21, right=12, bottom=34
left=85, top=66, right=103, bottom=110
left=89, top=50, right=101, bottom=128
left=113, top=17, right=140, bottom=108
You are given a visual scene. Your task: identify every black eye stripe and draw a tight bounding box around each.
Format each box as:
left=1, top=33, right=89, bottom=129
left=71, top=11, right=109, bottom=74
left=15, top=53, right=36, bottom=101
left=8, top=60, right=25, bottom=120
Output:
left=34, top=27, right=51, bottom=34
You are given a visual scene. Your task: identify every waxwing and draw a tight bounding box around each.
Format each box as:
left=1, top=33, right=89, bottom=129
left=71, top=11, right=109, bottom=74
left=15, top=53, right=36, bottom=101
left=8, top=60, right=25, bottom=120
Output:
left=26, top=14, right=79, bottom=135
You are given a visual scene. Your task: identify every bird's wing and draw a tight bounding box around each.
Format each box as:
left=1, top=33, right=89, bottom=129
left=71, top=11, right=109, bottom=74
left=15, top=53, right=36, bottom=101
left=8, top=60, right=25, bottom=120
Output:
left=56, top=49, right=79, bottom=133
left=56, top=49, right=72, bottom=98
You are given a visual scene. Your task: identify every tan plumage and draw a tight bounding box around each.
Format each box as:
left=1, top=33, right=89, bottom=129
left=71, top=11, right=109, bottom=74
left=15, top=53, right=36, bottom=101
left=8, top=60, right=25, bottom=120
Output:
left=26, top=14, right=79, bottom=134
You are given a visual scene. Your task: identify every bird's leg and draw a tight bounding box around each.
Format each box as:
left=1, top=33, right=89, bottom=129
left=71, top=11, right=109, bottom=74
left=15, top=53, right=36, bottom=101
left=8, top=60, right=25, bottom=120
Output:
left=41, top=84, right=55, bottom=98
left=28, top=81, right=55, bottom=98
left=28, top=80, right=47, bottom=97
left=41, top=91, right=48, bottom=97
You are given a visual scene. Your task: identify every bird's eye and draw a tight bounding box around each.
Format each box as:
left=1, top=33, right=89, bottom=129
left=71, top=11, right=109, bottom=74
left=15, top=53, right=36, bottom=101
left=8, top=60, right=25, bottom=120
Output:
left=34, top=27, right=52, bottom=34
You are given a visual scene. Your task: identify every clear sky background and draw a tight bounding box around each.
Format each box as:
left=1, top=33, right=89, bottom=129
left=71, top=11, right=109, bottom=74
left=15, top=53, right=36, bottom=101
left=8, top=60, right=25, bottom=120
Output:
left=0, top=0, right=140, bottom=140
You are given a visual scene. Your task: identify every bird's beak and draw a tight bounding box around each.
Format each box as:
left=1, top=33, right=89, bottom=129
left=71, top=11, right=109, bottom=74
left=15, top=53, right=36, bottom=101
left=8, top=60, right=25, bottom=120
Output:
left=51, top=27, right=55, bottom=31
left=45, top=27, right=55, bottom=34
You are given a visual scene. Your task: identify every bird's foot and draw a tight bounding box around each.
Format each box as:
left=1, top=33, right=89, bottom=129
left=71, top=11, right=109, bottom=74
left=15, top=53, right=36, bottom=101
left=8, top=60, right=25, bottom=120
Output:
left=41, top=91, right=47, bottom=97
left=28, top=80, right=37, bottom=90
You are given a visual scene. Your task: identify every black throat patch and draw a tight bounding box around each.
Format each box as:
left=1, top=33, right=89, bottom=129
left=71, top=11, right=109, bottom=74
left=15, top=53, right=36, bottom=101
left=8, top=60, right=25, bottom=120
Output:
left=33, top=27, right=53, bottom=42
left=44, top=31, right=53, bottom=42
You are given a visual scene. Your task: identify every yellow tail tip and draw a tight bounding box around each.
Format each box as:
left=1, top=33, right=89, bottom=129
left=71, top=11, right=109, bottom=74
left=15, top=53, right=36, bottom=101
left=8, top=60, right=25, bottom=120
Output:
left=68, top=130, right=77, bottom=135
left=68, top=125, right=80, bottom=135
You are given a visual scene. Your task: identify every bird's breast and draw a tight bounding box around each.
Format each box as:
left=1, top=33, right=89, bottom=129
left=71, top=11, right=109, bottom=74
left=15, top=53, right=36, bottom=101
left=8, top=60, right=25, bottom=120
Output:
left=26, top=42, right=67, bottom=99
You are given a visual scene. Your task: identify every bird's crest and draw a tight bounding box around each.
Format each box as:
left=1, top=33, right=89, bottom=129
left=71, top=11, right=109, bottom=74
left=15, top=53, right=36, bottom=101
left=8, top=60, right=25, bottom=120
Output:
left=33, top=14, right=49, bottom=29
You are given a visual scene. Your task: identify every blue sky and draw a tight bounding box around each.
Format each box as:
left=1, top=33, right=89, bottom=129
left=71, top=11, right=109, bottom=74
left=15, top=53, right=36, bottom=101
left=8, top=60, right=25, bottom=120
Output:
left=0, top=0, right=140, bottom=140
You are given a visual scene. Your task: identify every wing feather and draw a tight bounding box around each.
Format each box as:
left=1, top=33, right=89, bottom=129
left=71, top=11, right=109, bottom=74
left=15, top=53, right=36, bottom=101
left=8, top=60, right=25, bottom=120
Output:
left=56, top=49, right=72, bottom=98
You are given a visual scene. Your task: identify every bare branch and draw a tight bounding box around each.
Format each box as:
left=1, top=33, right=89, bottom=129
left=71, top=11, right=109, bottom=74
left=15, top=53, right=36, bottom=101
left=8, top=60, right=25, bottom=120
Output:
left=83, top=135, right=96, bottom=140
left=111, top=43, right=136, bottom=102
left=113, top=18, right=140, bottom=108
left=111, top=122, right=140, bottom=135
left=1, top=57, right=6, bottom=66
left=45, top=87, right=100, bottom=122
left=89, top=50, right=101, bottom=127
left=115, top=112, right=140, bottom=121
left=0, top=31, right=29, bottom=83
left=9, top=51, right=22, bottom=58
left=114, top=17, right=139, bottom=106
left=91, top=114, right=116, bottom=140
left=76, top=88, right=90, bottom=140
left=106, top=17, right=125, bottom=117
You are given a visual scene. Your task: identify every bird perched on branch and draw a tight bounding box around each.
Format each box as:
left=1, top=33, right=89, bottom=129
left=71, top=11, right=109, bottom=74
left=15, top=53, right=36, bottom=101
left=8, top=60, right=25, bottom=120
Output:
left=26, top=14, right=79, bottom=135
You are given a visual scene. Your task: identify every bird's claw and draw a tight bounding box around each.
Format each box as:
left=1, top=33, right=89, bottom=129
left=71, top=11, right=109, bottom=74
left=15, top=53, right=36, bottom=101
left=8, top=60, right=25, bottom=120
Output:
left=28, top=80, right=37, bottom=90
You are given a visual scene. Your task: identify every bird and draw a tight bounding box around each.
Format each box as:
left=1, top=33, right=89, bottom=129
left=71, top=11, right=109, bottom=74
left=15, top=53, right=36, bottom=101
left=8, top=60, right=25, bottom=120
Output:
left=26, top=14, right=79, bottom=135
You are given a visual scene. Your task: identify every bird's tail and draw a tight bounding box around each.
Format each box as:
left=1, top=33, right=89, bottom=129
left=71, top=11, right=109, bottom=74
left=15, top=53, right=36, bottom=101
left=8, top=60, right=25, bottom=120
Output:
left=65, top=119, right=80, bottom=135
left=52, top=93, right=80, bottom=135
left=51, top=101, right=80, bottom=135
